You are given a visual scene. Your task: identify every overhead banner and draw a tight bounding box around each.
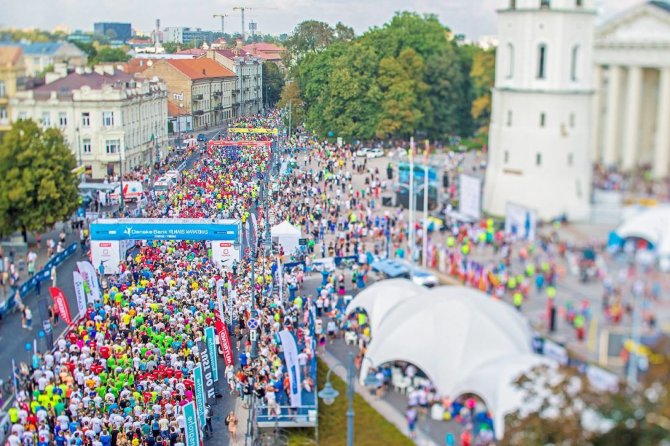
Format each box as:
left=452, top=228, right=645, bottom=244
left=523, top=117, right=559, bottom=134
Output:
left=215, top=320, right=235, bottom=366
left=197, top=340, right=216, bottom=402
left=212, top=241, right=240, bottom=270
left=49, top=287, right=72, bottom=325
left=90, top=218, right=240, bottom=241
left=77, top=261, right=102, bottom=302
left=205, top=326, right=219, bottom=382
left=505, top=202, right=538, bottom=241
left=72, top=271, right=87, bottom=318
left=278, top=329, right=302, bottom=408
left=182, top=402, right=200, bottom=446
left=459, top=174, right=482, bottom=220
left=228, top=127, right=278, bottom=134
left=193, top=365, right=207, bottom=428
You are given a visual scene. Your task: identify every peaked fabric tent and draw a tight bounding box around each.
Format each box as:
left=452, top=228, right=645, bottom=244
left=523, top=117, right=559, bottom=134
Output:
left=616, top=205, right=670, bottom=256
left=345, top=279, right=424, bottom=334
left=271, top=221, right=302, bottom=255
left=352, top=280, right=540, bottom=439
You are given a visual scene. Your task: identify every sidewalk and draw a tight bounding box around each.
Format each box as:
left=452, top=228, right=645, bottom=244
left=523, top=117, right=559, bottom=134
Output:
left=319, top=349, right=439, bottom=446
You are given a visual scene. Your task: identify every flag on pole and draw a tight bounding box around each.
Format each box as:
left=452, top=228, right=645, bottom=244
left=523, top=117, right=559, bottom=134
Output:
left=49, top=287, right=72, bottom=325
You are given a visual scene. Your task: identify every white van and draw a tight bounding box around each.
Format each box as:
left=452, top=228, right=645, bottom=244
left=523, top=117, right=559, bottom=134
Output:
left=110, top=181, right=144, bottom=203
left=153, top=179, right=171, bottom=193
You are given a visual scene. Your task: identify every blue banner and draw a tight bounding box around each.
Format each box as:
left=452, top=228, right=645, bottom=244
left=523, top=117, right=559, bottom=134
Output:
left=193, top=365, right=207, bottom=428
left=91, top=219, right=239, bottom=241
left=182, top=402, right=200, bottom=446
left=205, top=326, right=219, bottom=382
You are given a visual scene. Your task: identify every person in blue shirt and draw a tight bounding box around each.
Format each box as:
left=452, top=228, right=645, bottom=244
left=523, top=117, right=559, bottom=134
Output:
left=99, top=429, right=112, bottom=446
left=54, top=430, right=66, bottom=446
left=239, top=351, right=247, bottom=368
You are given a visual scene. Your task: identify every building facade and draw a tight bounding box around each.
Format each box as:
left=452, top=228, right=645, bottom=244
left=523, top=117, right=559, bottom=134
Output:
left=11, top=67, right=168, bottom=179
left=483, top=0, right=595, bottom=220
left=94, top=22, right=132, bottom=42
left=592, top=0, right=670, bottom=178
left=141, top=58, right=236, bottom=130
left=205, top=49, right=263, bottom=117
left=162, top=27, right=223, bottom=45
left=0, top=42, right=88, bottom=77
left=0, top=46, right=25, bottom=134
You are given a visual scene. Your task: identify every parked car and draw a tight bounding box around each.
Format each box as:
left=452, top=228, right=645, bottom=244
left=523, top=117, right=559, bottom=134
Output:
left=356, top=147, right=372, bottom=157
left=366, top=148, right=385, bottom=158
left=197, top=133, right=207, bottom=142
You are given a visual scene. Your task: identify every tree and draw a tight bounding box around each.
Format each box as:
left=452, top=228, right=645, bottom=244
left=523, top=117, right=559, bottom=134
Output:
left=376, top=48, right=428, bottom=139
left=0, top=119, right=79, bottom=240
left=161, top=42, right=179, bottom=54
left=72, top=40, right=98, bottom=60
left=262, top=61, right=285, bottom=108
left=277, top=82, right=305, bottom=130
left=90, top=46, right=131, bottom=65
left=469, top=47, right=496, bottom=134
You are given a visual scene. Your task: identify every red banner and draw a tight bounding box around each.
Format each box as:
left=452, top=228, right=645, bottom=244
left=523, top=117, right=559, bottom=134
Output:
left=49, top=287, right=73, bottom=325
left=215, top=320, right=234, bottom=366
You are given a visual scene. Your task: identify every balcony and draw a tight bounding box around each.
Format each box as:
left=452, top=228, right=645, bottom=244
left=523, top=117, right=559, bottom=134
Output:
left=214, top=104, right=223, bottom=111
left=193, top=94, right=204, bottom=101
left=213, top=91, right=222, bottom=97
left=193, top=110, right=204, bottom=116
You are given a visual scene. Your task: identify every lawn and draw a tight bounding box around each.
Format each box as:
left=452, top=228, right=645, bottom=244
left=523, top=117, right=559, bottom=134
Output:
left=288, top=358, right=414, bottom=446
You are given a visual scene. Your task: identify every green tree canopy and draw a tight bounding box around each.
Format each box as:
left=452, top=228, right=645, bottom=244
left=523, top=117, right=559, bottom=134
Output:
left=262, top=61, right=285, bottom=108
left=0, top=119, right=79, bottom=238
left=90, top=46, right=131, bottom=65
left=277, top=82, right=305, bottom=130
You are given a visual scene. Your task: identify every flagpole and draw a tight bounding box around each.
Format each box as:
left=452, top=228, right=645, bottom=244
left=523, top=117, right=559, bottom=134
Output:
left=423, top=140, right=430, bottom=269
left=408, top=137, right=415, bottom=269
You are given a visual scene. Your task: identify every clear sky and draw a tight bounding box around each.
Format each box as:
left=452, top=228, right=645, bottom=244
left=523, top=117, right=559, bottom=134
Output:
left=3, top=0, right=643, bottom=40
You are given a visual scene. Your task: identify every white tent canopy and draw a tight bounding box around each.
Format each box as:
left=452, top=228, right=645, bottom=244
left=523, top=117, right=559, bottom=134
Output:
left=344, top=279, right=424, bottom=335
left=354, top=281, right=540, bottom=439
left=271, top=221, right=302, bottom=255
left=616, top=205, right=670, bottom=256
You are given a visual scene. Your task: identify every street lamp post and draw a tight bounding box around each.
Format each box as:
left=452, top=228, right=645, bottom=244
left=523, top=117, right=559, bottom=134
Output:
left=318, top=352, right=381, bottom=446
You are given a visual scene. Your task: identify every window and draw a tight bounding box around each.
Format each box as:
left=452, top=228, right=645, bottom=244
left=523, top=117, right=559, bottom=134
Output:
left=569, top=113, right=575, bottom=128
left=536, top=153, right=542, bottom=166
left=537, top=44, right=547, bottom=79
left=41, top=112, right=51, bottom=127
left=576, top=0, right=583, bottom=6
left=0, top=106, right=7, bottom=124
left=507, top=110, right=513, bottom=126
left=570, top=45, right=579, bottom=81
left=540, top=0, right=551, bottom=8
left=59, top=112, right=67, bottom=127
left=568, top=153, right=574, bottom=166
left=105, top=139, right=120, bottom=154
left=18, top=111, right=27, bottom=120
left=507, top=43, right=514, bottom=79
left=540, top=113, right=546, bottom=127
left=0, top=81, right=5, bottom=98
left=504, top=151, right=509, bottom=164
left=102, top=111, right=114, bottom=127
left=82, top=112, right=90, bottom=127
left=83, top=138, right=91, bottom=153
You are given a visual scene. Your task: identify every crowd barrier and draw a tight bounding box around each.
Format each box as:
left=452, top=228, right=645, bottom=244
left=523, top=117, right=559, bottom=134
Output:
left=0, top=242, right=78, bottom=317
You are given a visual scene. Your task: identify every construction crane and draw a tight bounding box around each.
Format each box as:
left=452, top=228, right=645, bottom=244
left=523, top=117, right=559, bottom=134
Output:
left=212, top=13, right=228, bottom=35
left=232, top=6, right=277, bottom=41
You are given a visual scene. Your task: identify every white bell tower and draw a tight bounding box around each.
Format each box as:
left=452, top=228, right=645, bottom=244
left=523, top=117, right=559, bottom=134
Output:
left=483, top=0, right=595, bottom=221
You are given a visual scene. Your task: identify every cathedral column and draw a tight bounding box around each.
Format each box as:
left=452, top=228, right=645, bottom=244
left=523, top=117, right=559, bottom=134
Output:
left=622, top=66, right=643, bottom=171
left=653, top=67, right=670, bottom=179
left=603, top=65, right=622, bottom=166
left=591, top=65, right=603, bottom=162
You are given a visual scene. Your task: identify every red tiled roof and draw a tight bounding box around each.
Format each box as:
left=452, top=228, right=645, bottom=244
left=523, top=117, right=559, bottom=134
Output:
left=166, top=58, right=236, bottom=79
left=122, top=58, right=157, bottom=74
left=175, top=49, right=207, bottom=56
left=215, top=49, right=250, bottom=60
left=242, top=43, right=284, bottom=53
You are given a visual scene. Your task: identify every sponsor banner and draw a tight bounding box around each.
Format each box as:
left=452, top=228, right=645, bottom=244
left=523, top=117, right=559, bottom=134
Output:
left=216, top=279, right=225, bottom=323
left=89, top=240, right=121, bottom=276
left=505, top=202, right=538, bottom=242
left=90, top=218, right=240, bottom=241
left=205, top=326, right=219, bottom=382
left=212, top=241, right=240, bottom=270
left=182, top=402, right=200, bottom=446
left=193, top=365, right=207, bottom=428
left=197, top=340, right=216, bottom=402
left=228, top=127, right=278, bottom=134
left=77, top=261, right=102, bottom=302
left=543, top=339, right=569, bottom=365
left=459, top=174, right=482, bottom=220
left=72, top=271, right=87, bottom=317
left=215, top=320, right=235, bottom=366
left=278, top=329, right=302, bottom=408
left=49, top=287, right=72, bottom=325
